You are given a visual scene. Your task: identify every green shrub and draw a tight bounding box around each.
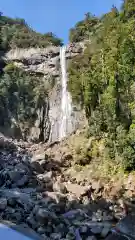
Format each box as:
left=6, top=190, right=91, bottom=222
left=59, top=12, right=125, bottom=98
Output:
left=0, top=14, right=63, bottom=50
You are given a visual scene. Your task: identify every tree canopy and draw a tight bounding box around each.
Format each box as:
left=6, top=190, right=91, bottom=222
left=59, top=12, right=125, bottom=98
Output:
left=0, top=14, right=63, bottom=50
left=68, top=0, right=135, bottom=170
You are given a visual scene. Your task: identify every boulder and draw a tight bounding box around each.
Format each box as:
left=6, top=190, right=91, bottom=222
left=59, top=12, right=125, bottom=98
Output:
left=32, top=153, right=45, bottom=162
left=31, top=161, right=44, bottom=174
left=50, top=233, right=62, bottom=239
left=43, top=191, right=67, bottom=204
left=37, top=171, right=53, bottom=182
left=53, top=181, right=67, bottom=194
left=43, top=171, right=53, bottom=181
left=91, top=226, right=103, bottom=234
left=65, top=183, right=87, bottom=198
left=105, top=234, right=128, bottom=240
left=101, top=225, right=111, bottom=238
left=8, top=170, right=24, bottom=182
left=36, top=208, right=57, bottom=224
left=116, top=214, right=135, bottom=238
left=16, top=175, right=29, bottom=187
left=26, top=215, right=38, bottom=230
left=37, top=226, right=46, bottom=234
left=86, top=237, right=97, bottom=240
left=0, top=198, right=7, bottom=210
left=92, top=181, right=103, bottom=193
left=39, top=160, right=47, bottom=170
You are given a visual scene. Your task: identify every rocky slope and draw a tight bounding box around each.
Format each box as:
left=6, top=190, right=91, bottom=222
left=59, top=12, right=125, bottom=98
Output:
left=0, top=134, right=135, bottom=240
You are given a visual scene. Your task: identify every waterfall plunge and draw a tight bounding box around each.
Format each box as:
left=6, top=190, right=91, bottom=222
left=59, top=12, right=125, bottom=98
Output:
left=59, top=46, right=72, bottom=140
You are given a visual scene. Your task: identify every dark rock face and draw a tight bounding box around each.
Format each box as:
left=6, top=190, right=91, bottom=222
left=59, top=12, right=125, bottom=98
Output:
left=28, top=97, right=51, bottom=143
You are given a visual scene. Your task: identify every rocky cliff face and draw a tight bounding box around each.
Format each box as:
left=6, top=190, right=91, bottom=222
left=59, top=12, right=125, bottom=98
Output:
left=3, top=42, right=86, bottom=142
left=5, top=43, right=84, bottom=76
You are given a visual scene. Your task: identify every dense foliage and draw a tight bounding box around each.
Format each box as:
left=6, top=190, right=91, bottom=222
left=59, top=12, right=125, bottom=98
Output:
left=0, top=64, right=50, bottom=128
left=0, top=13, right=63, bottom=50
left=69, top=13, right=99, bottom=43
left=68, top=0, right=135, bottom=170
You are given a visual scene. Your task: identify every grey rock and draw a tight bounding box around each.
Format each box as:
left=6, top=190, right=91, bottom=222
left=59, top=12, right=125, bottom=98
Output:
left=31, top=161, right=44, bottom=173
left=36, top=208, right=57, bottom=224
left=55, top=223, right=68, bottom=236
left=37, top=226, right=46, bottom=234
left=15, top=162, right=30, bottom=173
left=41, top=234, right=49, bottom=239
left=38, top=171, right=53, bottom=182
left=53, top=181, right=67, bottom=194
left=14, top=211, right=22, bottom=222
left=20, top=188, right=36, bottom=194
left=39, top=160, right=47, bottom=169
left=91, top=226, right=103, bottom=234
left=32, top=153, right=45, bottom=161
left=101, top=226, right=111, bottom=238
left=0, top=189, right=33, bottom=209
left=26, top=216, right=38, bottom=230
left=5, top=44, right=83, bottom=76
left=44, top=181, right=53, bottom=191
left=0, top=198, right=7, bottom=210
left=6, top=206, right=15, bottom=214
left=86, top=237, right=97, bottom=240
left=65, top=232, right=75, bottom=239
left=44, top=225, right=53, bottom=235
left=80, top=226, right=88, bottom=233
left=8, top=170, right=24, bottom=182
left=44, top=191, right=67, bottom=204
left=50, top=202, right=66, bottom=214
left=92, top=181, right=103, bottom=193
left=16, top=174, right=29, bottom=187
left=116, top=214, right=135, bottom=238
left=32, top=205, right=40, bottom=215
left=105, top=234, right=128, bottom=240
left=65, top=183, right=87, bottom=198
left=7, top=198, right=16, bottom=206
left=50, top=233, right=62, bottom=239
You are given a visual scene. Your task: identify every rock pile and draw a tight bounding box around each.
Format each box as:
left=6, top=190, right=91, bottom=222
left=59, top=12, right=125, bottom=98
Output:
left=0, top=135, right=134, bottom=240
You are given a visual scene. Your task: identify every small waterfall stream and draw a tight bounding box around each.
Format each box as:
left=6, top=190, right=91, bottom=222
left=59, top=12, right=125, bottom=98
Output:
left=59, top=46, right=72, bottom=139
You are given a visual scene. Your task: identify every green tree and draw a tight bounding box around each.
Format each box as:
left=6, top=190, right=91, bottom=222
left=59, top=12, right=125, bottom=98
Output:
left=68, top=1, right=135, bottom=170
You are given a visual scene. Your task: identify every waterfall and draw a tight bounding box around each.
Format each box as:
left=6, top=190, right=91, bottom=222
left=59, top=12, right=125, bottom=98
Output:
left=59, top=46, right=72, bottom=139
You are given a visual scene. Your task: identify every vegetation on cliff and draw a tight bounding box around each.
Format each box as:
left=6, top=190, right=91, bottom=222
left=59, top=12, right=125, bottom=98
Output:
left=68, top=0, right=135, bottom=171
left=0, top=13, right=61, bottom=140
left=0, top=13, right=63, bottom=50
left=0, top=63, right=51, bottom=137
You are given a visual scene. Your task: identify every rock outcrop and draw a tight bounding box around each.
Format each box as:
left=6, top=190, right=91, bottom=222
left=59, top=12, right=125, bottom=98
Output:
left=2, top=42, right=86, bottom=142
left=4, top=42, right=84, bottom=76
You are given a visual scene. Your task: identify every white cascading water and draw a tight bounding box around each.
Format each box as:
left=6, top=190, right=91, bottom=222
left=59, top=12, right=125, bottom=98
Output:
left=59, top=46, right=72, bottom=139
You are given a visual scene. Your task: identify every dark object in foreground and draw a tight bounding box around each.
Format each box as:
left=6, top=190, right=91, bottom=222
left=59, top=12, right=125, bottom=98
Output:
left=105, top=233, right=131, bottom=240
left=0, top=220, right=42, bottom=240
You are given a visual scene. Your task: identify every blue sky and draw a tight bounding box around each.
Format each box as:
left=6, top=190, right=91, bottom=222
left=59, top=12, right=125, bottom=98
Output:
left=1, top=0, right=122, bottom=43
